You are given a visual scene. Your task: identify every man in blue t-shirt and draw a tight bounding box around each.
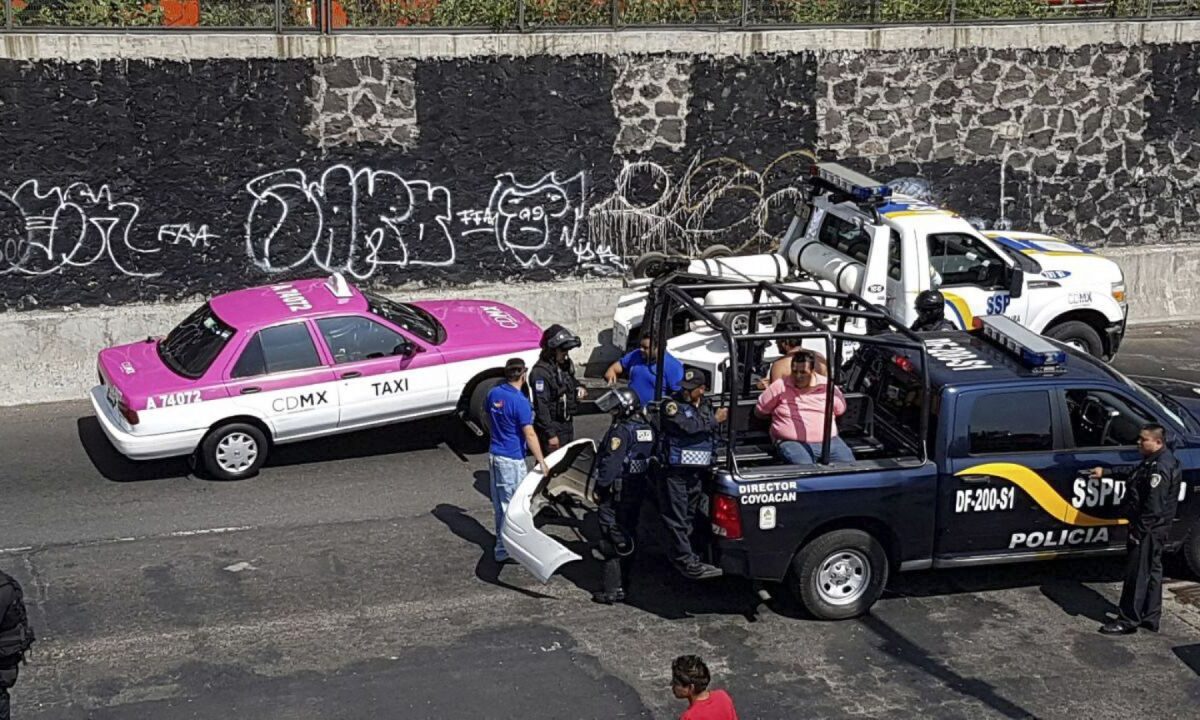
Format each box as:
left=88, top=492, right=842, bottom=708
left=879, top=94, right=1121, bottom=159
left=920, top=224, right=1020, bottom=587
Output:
left=487, top=357, right=548, bottom=564
left=604, top=332, right=684, bottom=406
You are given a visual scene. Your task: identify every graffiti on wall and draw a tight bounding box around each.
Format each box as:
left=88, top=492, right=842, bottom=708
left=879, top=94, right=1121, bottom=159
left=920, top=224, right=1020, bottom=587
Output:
left=247, top=165, right=622, bottom=279
left=0, top=181, right=207, bottom=278
left=245, top=166, right=456, bottom=281
left=587, top=149, right=816, bottom=260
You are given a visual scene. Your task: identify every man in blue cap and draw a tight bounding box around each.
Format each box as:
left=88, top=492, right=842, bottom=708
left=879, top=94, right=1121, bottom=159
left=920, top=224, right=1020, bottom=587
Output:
left=658, top=367, right=726, bottom=580
left=487, top=357, right=549, bottom=565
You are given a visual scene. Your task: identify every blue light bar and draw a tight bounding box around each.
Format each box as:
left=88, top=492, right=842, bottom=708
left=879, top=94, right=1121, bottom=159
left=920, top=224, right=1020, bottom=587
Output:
left=978, top=315, right=1067, bottom=374
left=812, top=162, right=893, bottom=203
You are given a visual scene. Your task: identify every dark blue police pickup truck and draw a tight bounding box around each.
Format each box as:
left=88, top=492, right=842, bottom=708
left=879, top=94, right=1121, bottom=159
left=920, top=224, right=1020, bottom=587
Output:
left=502, top=277, right=1200, bottom=620
left=705, top=303, right=1200, bottom=620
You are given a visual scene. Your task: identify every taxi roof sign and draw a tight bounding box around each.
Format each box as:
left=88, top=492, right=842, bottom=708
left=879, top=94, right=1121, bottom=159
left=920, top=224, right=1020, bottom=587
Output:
left=976, top=314, right=1067, bottom=374
left=325, top=272, right=353, bottom=299
left=810, top=162, right=892, bottom=204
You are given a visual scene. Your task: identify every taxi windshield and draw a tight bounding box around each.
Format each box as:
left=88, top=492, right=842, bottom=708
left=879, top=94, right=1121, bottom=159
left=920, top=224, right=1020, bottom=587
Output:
left=364, top=292, right=445, bottom=345
left=158, top=304, right=235, bottom=379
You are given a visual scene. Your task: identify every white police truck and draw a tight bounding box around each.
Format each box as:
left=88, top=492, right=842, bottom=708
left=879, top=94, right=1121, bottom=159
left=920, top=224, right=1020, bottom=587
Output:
left=611, top=163, right=1129, bottom=393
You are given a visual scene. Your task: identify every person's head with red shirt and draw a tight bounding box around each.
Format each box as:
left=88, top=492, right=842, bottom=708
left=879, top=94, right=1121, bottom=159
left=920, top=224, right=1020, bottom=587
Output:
left=671, top=654, right=710, bottom=701
left=671, top=655, right=738, bottom=719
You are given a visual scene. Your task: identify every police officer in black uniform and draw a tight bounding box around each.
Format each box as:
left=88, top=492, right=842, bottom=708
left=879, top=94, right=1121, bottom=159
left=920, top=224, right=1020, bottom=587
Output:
left=0, top=569, right=35, bottom=720
left=590, top=387, right=656, bottom=604
left=1091, top=423, right=1183, bottom=635
left=910, top=289, right=958, bottom=332
left=529, top=324, right=587, bottom=453
left=659, top=368, right=726, bottom=580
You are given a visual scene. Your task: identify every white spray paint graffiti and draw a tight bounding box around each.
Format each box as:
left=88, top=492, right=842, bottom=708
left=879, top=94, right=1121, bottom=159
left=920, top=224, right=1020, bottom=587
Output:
left=248, top=166, right=619, bottom=279
left=587, top=149, right=816, bottom=259
left=463, top=171, right=615, bottom=271
left=245, top=166, right=454, bottom=281
left=158, top=223, right=217, bottom=248
left=0, top=181, right=167, bottom=277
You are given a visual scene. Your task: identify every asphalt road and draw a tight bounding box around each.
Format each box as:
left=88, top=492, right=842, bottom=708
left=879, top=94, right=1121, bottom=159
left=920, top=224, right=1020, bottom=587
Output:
left=3, top=324, right=1200, bottom=719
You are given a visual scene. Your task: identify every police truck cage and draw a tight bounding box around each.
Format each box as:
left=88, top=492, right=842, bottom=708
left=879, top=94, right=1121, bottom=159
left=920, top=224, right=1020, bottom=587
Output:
left=807, top=162, right=893, bottom=206
left=974, top=314, right=1068, bottom=375
left=643, top=272, right=932, bottom=470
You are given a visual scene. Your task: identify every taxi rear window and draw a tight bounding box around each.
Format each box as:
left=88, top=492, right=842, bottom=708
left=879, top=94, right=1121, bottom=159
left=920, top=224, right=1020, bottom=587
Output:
left=158, top=304, right=235, bottom=379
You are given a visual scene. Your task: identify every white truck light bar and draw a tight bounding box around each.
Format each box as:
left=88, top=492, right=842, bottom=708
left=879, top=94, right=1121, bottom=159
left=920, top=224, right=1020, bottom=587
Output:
left=326, top=272, right=353, bottom=299
left=976, top=315, right=1067, bottom=373
left=811, top=162, right=892, bottom=203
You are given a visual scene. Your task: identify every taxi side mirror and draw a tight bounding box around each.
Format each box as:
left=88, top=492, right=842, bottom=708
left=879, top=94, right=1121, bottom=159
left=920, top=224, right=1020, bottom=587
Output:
left=393, top=340, right=417, bottom=357
left=1008, top=268, right=1024, bottom=299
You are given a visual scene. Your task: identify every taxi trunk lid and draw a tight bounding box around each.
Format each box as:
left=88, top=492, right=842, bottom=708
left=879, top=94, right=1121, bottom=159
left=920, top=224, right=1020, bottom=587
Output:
left=97, top=339, right=182, bottom=420
left=411, top=300, right=542, bottom=352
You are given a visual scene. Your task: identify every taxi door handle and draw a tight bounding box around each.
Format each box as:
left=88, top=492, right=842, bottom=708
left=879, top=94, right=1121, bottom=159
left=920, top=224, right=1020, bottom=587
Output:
left=341, top=371, right=362, bottom=379
left=960, top=475, right=992, bottom=485
left=240, top=387, right=261, bottom=395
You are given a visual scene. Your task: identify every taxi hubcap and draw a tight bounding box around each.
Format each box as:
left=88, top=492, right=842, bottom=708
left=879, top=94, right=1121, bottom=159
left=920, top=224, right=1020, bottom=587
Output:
left=816, top=549, right=870, bottom=606
left=216, top=432, right=258, bottom=473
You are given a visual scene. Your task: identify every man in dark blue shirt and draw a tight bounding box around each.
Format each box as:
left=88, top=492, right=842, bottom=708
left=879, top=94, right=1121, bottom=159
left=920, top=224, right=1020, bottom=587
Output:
left=487, top=358, right=548, bottom=565
left=604, top=331, right=684, bottom=406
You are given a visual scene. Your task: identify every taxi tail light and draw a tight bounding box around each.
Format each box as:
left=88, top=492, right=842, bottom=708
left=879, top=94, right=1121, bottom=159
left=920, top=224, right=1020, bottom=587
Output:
left=892, top=355, right=915, bottom=374
left=118, top=399, right=140, bottom=426
left=711, top=494, right=743, bottom=540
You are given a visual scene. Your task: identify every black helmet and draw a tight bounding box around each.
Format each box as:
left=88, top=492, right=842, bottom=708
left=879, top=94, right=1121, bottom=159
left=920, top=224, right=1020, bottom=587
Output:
left=915, top=290, right=945, bottom=313
left=540, top=324, right=581, bottom=352
left=595, top=387, right=640, bottom=418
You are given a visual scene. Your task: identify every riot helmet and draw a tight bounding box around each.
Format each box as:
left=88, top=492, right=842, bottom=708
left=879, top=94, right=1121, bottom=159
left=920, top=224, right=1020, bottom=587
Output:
left=540, top=324, right=582, bottom=352
left=595, top=387, right=640, bottom=418
left=915, top=290, right=945, bottom=314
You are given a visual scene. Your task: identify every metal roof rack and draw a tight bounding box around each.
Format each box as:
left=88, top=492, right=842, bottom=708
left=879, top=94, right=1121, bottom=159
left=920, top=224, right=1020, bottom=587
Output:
left=643, top=273, right=932, bottom=468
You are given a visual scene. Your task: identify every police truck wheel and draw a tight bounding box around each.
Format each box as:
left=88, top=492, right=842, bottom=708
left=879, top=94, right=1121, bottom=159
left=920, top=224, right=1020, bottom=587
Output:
left=200, top=422, right=268, bottom=481
left=468, top=378, right=503, bottom=440
left=1183, top=520, right=1200, bottom=579
left=790, top=529, right=888, bottom=620
left=1045, top=321, right=1103, bottom=357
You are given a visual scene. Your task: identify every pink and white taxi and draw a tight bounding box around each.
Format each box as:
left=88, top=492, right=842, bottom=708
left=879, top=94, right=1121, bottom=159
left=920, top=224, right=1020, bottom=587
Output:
left=90, top=274, right=543, bottom=480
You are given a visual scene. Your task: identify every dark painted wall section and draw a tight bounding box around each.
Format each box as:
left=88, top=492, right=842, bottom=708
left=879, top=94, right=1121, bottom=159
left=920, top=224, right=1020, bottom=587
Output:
left=1, top=43, right=1198, bottom=312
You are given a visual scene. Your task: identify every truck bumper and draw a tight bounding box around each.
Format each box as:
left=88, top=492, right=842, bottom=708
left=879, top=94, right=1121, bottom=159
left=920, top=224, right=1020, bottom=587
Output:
left=1105, top=311, right=1128, bottom=359
left=89, top=386, right=205, bottom=460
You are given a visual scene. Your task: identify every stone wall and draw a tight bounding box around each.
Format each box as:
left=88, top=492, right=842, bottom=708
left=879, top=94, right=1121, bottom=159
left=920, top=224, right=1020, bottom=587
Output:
left=0, top=22, right=1198, bottom=316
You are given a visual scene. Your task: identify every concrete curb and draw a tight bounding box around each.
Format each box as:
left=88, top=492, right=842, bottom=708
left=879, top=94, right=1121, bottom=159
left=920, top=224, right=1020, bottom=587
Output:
left=5, top=243, right=1197, bottom=407
left=3, top=20, right=1200, bottom=61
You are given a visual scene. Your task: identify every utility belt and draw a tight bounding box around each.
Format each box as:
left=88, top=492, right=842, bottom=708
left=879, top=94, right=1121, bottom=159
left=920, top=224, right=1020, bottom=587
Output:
left=666, top=445, right=714, bottom=467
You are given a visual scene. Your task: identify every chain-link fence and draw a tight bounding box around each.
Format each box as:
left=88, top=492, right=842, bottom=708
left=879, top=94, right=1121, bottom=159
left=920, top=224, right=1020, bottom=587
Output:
left=2, top=0, right=1197, bottom=31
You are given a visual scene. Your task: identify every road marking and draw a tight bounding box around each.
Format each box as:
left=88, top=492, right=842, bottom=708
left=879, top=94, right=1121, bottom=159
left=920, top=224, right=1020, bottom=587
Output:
left=0, top=526, right=257, bottom=556
left=223, top=561, right=257, bottom=573
left=169, top=526, right=254, bottom=538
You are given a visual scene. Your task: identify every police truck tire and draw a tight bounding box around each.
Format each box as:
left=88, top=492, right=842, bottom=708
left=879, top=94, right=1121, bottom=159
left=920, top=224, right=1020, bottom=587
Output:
left=1045, top=321, right=1103, bottom=357
left=468, top=378, right=503, bottom=439
left=790, top=529, right=888, bottom=620
left=200, top=422, right=268, bottom=481
left=1183, top=521, right=1200, bottom=579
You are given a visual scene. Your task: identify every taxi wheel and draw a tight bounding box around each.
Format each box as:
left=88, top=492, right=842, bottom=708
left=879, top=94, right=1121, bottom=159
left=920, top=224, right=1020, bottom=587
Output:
left=1044, top=321, right=1103, bottom=357
left=200, top=423, right=268, bottom=481
left=790, top=529, right=888, bottom=621
left=468, top=378, right=503, bottom=440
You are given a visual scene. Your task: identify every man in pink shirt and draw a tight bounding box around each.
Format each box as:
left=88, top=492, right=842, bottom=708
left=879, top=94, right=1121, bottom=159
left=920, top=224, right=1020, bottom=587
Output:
left=754, top=349, right=855, bottom=465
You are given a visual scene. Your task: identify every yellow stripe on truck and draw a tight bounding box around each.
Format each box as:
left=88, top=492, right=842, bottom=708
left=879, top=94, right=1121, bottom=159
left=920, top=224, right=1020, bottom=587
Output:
left=956, top=463, right=1127, bottom=527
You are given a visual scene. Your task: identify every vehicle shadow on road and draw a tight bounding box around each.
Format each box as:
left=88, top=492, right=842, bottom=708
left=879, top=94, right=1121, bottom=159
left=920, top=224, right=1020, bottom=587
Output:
left=78, top=414, right=487, bottom=483
left=431, top=502, right=555, bottom=600
left=1172, top=643, right=1200, bottom=677
left=77, top=416, right=193, bottom=482
left=858, top=614, right=1039, bottom=719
